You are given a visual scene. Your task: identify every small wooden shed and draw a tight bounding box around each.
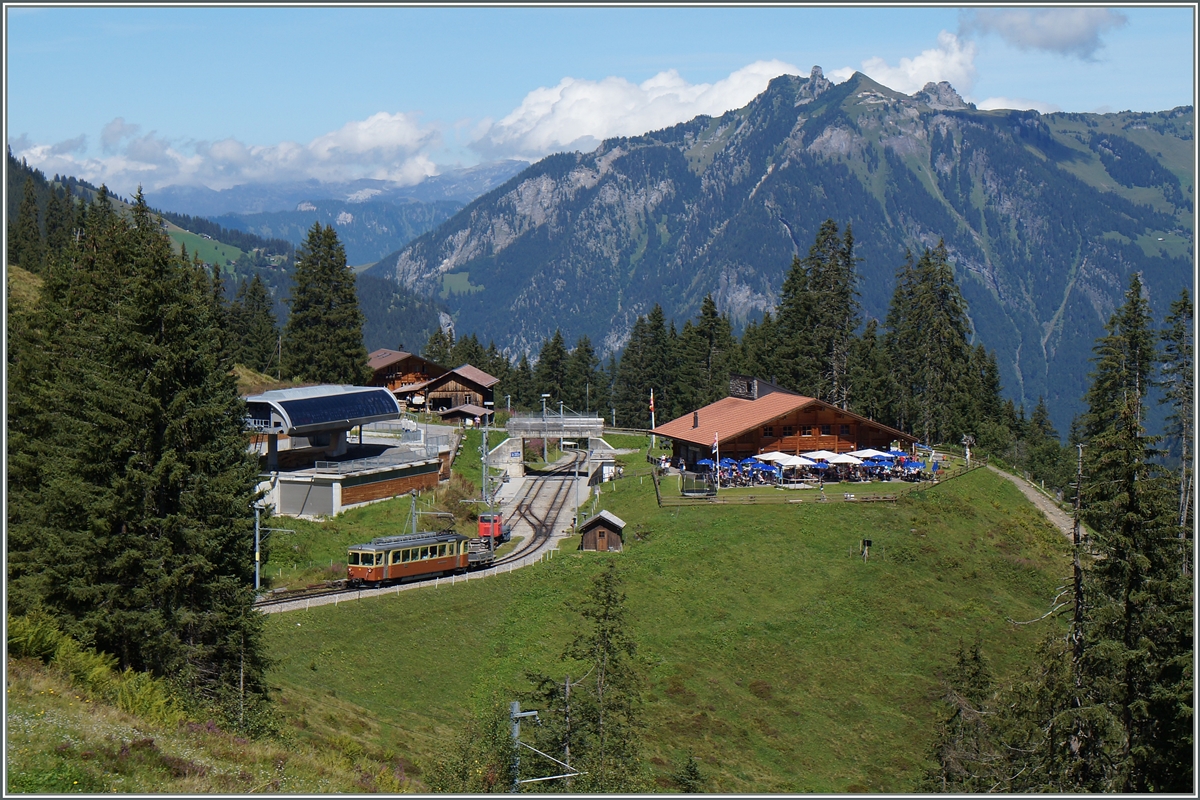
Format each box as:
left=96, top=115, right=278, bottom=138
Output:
left=578, top=510, right=626, bottom=552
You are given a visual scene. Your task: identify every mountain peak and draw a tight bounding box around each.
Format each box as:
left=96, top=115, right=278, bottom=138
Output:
left=795, top=65, right=833, bottom=106
left=912, top=81, right=973, bottom=111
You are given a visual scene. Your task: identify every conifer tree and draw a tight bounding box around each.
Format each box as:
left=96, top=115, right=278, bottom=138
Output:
left=513, top=351, right=536, bottom=409
left=280, top=222, right=371, bottom=384
left=423, top=326, right=455, bottom=367
left=9, top=177, right=45, bottom=272
left=451, top=332, right=487, bottom=368
left=613, top=306, right=671, bottom=428
left=693, top=294, right=736, bottom=404
left=563, top=335, right=601, bottom=413
left=522, top=563, right=646, bottom=792
left=734, top=311, right=777, bottom=384
left=43, top=186, right=73, bottom=256
left=534, top=329, right=569, bottom=407
left=848, top=318, right=893, bottom=424
left=999, top=275, right=1193, bottom=792
left=1158, top=289, right=1193, bottom=534
left=230, top=274, right=281, bottom=374
left=6, top=188, right=269, bottom=726
left=886, top=242, right=972, bottom=443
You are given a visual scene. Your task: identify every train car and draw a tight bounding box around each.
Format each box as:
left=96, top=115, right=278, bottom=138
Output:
left=477, top=512, right=512, bottom=543
left=347, top=529, right=470, bottom=587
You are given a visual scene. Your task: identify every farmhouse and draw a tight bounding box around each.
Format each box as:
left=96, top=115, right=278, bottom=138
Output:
left=367, top=349, right=447, bottom=394
left=652, top=374, right=917, bottom=466
left=400, top=364, right=500, bottom=413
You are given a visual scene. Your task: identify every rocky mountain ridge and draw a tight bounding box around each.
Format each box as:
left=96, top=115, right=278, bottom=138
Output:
left=371, top=69, right=1192, bottom=434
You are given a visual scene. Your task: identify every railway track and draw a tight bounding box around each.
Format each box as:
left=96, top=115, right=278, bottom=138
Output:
left=495, top=452, right=581, bottom=565
left=255, top=452, right=584, bottom=613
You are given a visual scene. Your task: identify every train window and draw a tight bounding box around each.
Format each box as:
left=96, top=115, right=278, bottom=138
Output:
left=420, top=546, right=430, bottom=560
left=391, top=550, right=403, bottom=564
left=438, top=544, right=447, bottom=557
left=349, top=552, right=361, bottom=566
left=371, top=553, right=382, bottom=566
left=402, top=549, right=412, bottom=563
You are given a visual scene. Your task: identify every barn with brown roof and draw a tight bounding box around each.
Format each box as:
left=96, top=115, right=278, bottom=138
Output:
left=652, top=375, right=916, bottom=467
left=400, top=364, right=500, bottom=413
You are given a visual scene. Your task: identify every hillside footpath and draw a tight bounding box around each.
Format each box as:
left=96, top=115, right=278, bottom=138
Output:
left=988, top=465, right=1074, bottom=538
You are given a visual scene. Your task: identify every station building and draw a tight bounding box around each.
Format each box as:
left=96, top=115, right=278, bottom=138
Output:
left=652, top=374, right=917, bottom=466
left=245, top=384, right=448, bottom=518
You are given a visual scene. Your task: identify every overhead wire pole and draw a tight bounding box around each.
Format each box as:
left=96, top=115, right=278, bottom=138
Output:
left=509, top=700, right=582, bottom=790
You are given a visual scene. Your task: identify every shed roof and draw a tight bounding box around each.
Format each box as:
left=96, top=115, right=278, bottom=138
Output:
left=439, top=403, right=491, bottom=420
left=579, top=510, right=626, bottom=534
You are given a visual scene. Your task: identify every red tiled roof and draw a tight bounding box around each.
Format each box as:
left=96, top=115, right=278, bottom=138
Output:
left=652, top=393, right=813, bottom=447
left=652, top=393, right=917, bottom=446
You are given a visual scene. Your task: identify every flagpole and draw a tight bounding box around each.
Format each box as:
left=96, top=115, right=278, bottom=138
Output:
left=650, top=389, right=656, bottom=450
left=714, top=431, right=720, bottom=491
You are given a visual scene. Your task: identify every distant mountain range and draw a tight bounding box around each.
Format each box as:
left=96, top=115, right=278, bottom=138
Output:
left=366, top=68, right=1194, bottom=435
left=144, top=160, right=529, bottom=217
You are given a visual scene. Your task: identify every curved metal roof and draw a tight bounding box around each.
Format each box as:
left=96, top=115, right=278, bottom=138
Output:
left=245, top=385, right=402, bottom=435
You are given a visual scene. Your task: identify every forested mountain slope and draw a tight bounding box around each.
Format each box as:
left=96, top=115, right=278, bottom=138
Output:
left=371, top=69, right=1193, bottom=433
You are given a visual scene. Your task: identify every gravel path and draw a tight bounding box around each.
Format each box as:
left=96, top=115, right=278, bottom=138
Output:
left=987, top=464, right=1076, bottom=539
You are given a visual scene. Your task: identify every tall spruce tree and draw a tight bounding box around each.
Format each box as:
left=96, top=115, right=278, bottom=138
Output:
left=522, top=563, right=646, bottom=792
left=280, top=222, right=370, bottom=384
left=1158, top=289, right=1193, bottom=534
left=423, top=326, right=455, bottom=367
left=997, top=274, right=1193, bottom=792
left=534, top=330, right=570, bottom=406
left=693, top=294, right=736, bottom=404
left=563, top=335, right=601, bottom=414
left=613, top=306, right=671, bottom=428
left=229, top=274, right=281, bottom=374
left=9, top=177, right=45, bottom=272
left=773, top=220, right=860, bottom=403
left=6, top=188, right=270, bottom=724
left=885, top=242, right=972, bottom=444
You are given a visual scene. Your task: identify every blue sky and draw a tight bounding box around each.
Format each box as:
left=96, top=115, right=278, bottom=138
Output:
left=6, top=5, right=1195, bottom=196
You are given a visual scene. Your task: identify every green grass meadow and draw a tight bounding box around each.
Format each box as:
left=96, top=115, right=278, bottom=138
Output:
left=263, top=462, right=1070, bottom=792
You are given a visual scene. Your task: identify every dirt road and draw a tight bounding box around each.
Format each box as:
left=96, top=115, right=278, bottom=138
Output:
left=987, top=465, right=1076, bottom=539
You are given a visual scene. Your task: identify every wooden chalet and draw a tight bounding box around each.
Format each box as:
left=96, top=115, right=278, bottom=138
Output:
left=402, top=365, right=500, bottom=413
left=367, top=349, right=447, bottom=394
left=578, top=510, right=626, bottom=552
left=652, top=375, right=917, bottom=467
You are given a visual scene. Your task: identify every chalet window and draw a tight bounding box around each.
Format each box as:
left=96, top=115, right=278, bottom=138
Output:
left=783, top=426, right=794, bottom=437
left=840, top=424, right=851, bottom=436
left=763, top=426, right=774, bottom=438
left=820, top=424, right=832, bottom=436
left=800, top=425, right=812, bottom=436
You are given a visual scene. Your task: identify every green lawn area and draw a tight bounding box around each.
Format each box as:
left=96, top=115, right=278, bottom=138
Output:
left=166, top=229, right=244, bottom=268
left=263, top=464, right=1070, bottom=792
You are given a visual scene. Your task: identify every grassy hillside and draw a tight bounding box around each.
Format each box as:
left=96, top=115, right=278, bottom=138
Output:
left=262, top=462, right=1070, bottom=792
left=4, top=656, right=416, bottom=793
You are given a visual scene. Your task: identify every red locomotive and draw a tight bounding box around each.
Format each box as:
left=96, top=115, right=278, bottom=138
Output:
left=477, top=512, right=512, bottom=543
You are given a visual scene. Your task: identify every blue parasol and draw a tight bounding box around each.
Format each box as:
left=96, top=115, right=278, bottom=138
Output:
left=696, top=458, right=714, bottom=466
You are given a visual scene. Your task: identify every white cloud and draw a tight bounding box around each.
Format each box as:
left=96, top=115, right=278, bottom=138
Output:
left=101, top=117, right=141, bottom=153
left=472, top=59, right=801, bottom=161
left=963, top=8, right=1127, bottom=60
left=9, top=111, right=441, bottom=193
left=849, top=31, right=979, bottom=95
left=975, top=97, right=1062, bottom=114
